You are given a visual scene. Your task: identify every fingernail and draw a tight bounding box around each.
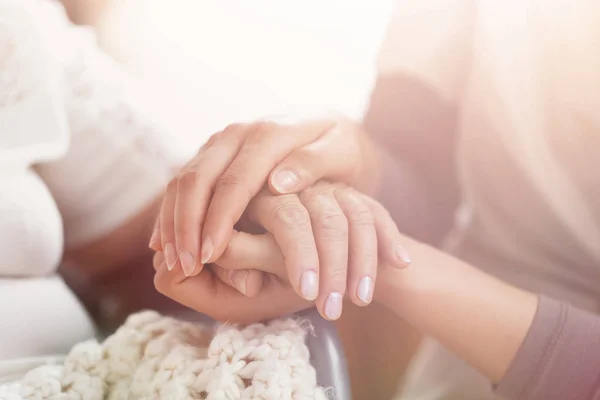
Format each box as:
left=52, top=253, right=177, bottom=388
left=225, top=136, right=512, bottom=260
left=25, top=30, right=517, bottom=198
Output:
left=164, top=243, right=178, bottom=271
left=179, top=250, right=196, bottom=277
left=395, top=244, right=411, bottom=267
left=357, top=277, right=374, bottom=304
left=201, top=238, right=213, bottom=264
left=300, top=270, right=318, bottom=300
left=153, top=252, right=164, bottom=269
left=272, top=170, right=299, bottom=193
left=324, top=292, right=343, bottom=320
left=148, top=228, right=159, bottom=250
left=230, top=270, right=248, bottom=295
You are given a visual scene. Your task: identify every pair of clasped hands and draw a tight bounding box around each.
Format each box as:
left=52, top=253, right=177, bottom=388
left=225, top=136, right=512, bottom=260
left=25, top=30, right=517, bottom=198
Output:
left=149, top=115, right=411, bottom=323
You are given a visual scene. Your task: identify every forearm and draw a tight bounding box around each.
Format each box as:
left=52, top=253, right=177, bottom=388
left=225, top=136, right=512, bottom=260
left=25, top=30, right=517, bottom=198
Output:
left=375, top=236, right=538, bottom=383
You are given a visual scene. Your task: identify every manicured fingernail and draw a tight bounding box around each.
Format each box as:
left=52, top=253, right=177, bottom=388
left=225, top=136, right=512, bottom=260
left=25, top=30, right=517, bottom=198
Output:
left=153, top=252, right=164, bottom=269
left=324, top=292, right=343, bottom=320
left=230, top=270, right=248, bottom=295
left=300, top=270, right=318, bottom=300
left=179, top=250, right=196, bottom=277
left=164, top=243, right=178, bottom=271
left=148, top=228, right=160, bottom=250
left=395, top=244, right=411, bottom=267
left=272, top=170, right=299, bottom=193
left=357, top=277, right=374, bottom=304
left=201, top=238, right=213, bottom=264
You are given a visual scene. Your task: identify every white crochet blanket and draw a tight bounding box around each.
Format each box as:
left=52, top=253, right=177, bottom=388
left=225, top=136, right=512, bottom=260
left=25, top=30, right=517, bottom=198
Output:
left=0, top=311, right=328, bottom=400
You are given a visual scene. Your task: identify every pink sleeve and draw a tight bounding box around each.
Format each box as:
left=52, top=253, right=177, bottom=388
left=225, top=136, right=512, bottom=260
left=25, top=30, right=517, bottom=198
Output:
left=497, top=295, right=600, bottom=400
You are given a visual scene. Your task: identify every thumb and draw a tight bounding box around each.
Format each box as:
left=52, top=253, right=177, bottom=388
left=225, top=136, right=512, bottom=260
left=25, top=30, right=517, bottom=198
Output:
left=210, top=265, right=264, bottom=298
left=268, top=128, right=359, bottom=195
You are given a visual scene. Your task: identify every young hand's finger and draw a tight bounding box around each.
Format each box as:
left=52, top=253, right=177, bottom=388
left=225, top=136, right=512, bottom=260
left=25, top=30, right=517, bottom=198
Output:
left=149, top=217, right=161, bottom=251
left=159, top=179, right=179, bottom=272
left=172, top=124, right=247, bottom=277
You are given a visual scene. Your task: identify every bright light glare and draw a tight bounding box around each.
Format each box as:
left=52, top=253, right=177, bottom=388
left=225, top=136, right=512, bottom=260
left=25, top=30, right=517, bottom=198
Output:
left=97, top=0, right=393, bottom=154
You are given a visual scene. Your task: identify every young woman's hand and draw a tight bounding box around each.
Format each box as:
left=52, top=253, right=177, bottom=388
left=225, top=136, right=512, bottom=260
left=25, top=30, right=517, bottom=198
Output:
left=153, top=185, right=411, bottom=321
left=152, top=116, right=383, bottom=279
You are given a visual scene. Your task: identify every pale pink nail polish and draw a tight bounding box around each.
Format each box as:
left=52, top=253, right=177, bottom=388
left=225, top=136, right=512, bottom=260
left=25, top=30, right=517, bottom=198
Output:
left=230, top=270, right=248, bottom=295
left=324, top=292, right=343, bottom=320
left=201, top=238, right=213, bottom=264
left=179, top=250, right=196, bottom=277
left=164, top=243, right=178, bottom=271
left=395, top=244, right=412, bottom=267
left=300, top=270, right=318, bottom=300
left=357, top=277, right=374, bottom=304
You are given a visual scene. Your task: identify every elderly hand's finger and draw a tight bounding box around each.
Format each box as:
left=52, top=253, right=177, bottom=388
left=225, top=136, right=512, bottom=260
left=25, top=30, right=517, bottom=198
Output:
left=299, top=183, right=348, bottom=321
left=360, top=195, right=412, bottom=269
left=200, top=120, right=336, bottom=266
left=335, top=187, right=378, bottom=306
left=245, top=191, right=320, bottom=301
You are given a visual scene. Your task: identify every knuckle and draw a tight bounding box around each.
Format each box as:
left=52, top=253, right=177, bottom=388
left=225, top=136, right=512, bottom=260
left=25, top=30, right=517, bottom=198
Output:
left=166, top=177, right=179, bottom=193
left=271, top=202, right=311, bottom=227
left=216, top=167, right=251, bottom=194
left=326, top=265, right=348, bottom=284
left=177, top=169, right=200, bottom=190
left=346, top=204, right=374, bottom=227
left=317, top=212, right=348, bottom=241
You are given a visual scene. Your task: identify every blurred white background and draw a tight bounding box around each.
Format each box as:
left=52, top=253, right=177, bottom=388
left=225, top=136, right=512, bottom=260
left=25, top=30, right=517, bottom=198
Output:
left=91, top=0, right=394, bottom=158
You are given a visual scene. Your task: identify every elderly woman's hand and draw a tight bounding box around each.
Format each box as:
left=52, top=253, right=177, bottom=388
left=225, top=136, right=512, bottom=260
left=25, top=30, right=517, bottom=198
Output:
left=152, top=185, right=409, bottom=322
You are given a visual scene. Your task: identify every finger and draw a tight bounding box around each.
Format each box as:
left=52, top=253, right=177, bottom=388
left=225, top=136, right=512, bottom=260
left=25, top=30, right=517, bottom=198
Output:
left=149, top=218, right=161, bottom=251
left=360, top=195, right=412, bottom=268
left=159, top=178, right=180, bottom=272
left=268, top=123, right=360, bottom=195
left=173, top=124, right=248, bottom=277
left=335, top=187, right=377, bottom=306
left=209, top=264, right=264, bottom=298
left=246, top=191, right=320, bottom=300
left=152, top=251, right=164, bottom=272
left=201, top=119, right=336, bottom=266
left=155, top=268, right=309, bottom=325
left=300, top=183, right=349, bottom=321
left=216, top=231, right=284, bottom=274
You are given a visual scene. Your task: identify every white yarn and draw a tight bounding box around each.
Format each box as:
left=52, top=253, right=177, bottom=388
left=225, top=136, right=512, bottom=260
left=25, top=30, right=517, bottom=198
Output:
left=0, top=311, right=328, bottom=400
